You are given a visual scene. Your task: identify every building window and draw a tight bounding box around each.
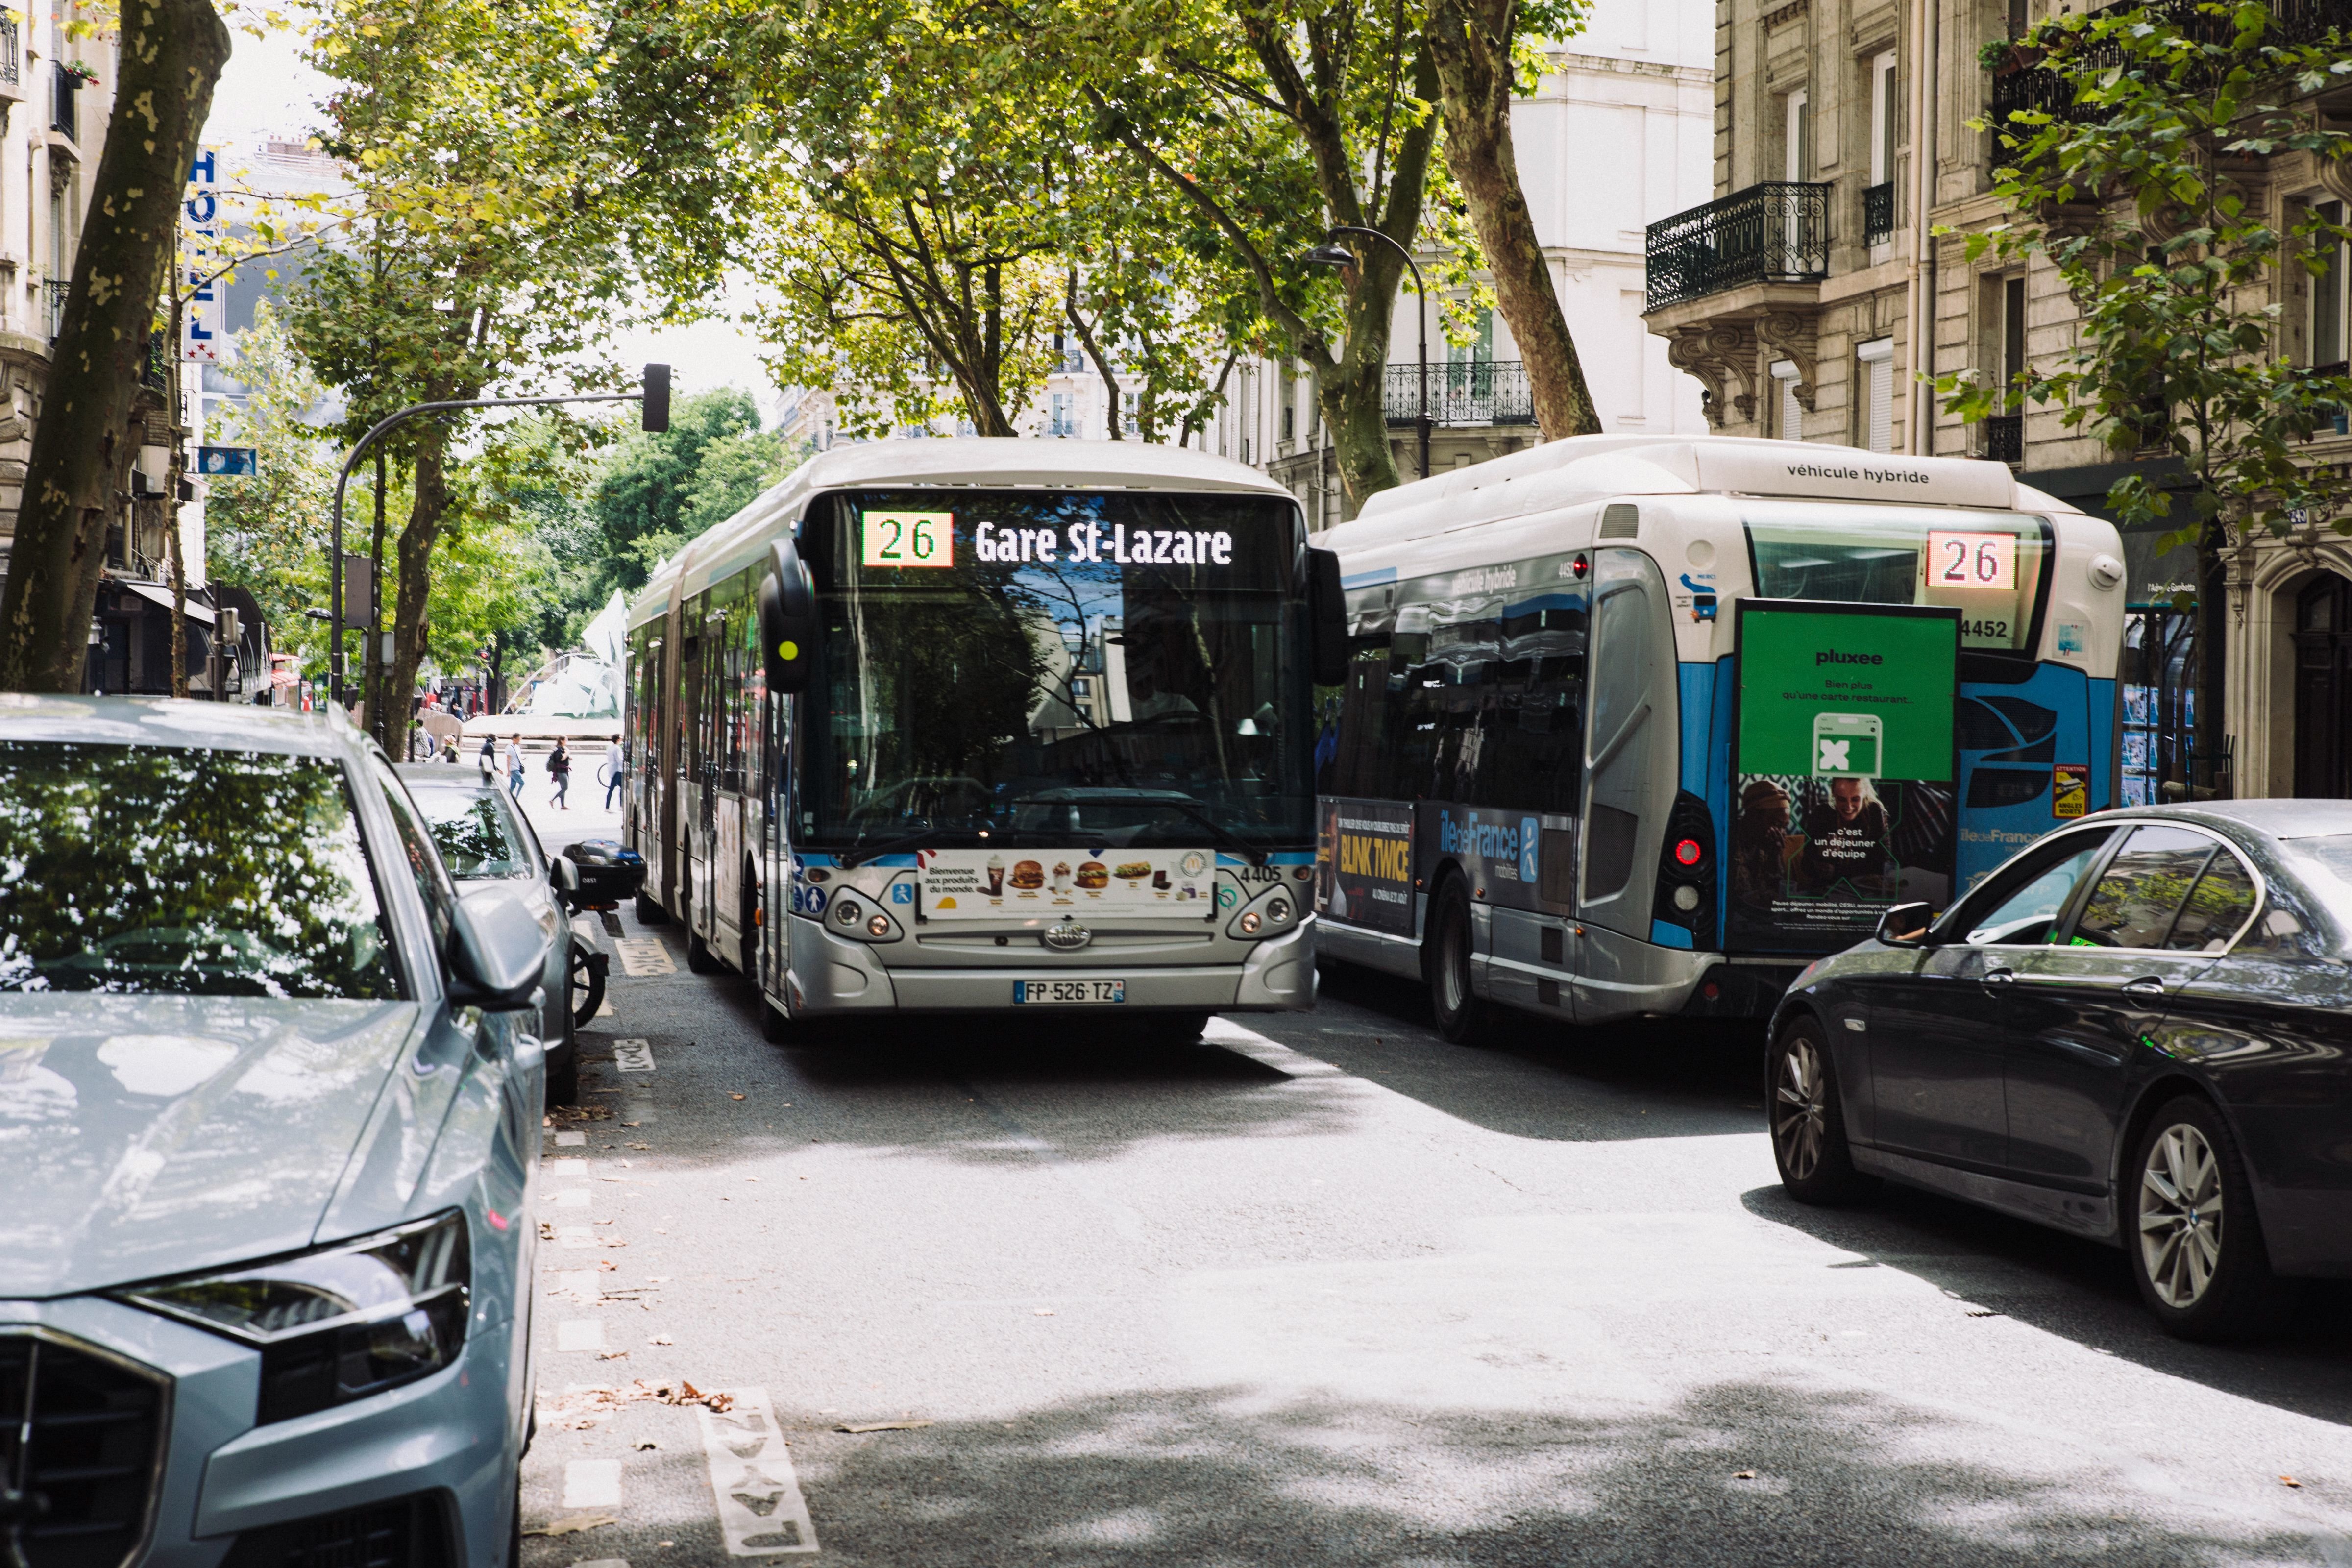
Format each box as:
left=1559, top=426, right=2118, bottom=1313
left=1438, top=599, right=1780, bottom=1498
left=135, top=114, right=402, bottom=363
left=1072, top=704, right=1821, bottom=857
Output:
left=1771, top=359, right=1802, bottom=440
left=1865, top=52, right=1898, bottom=249
left=2313, top=200, right=2347, bottom=370
left=1048, top=392, right=1076, bottom=438
left=1122, top=391, right=1139, bottom=435
left=1783, top=88, right=1813, bottom=183
left=1858, top=336, right=1895, bottom=453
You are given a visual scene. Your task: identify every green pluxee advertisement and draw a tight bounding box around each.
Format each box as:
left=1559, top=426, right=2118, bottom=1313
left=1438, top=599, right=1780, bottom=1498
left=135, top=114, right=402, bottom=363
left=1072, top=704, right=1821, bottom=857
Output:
left=1728, top=602, right=1959, bottom=953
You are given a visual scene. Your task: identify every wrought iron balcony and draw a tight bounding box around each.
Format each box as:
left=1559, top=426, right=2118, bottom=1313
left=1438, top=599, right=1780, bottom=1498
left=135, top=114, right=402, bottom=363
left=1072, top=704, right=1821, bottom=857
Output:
left=0, top=19, right=21, bottom=88
left=1985, top=414, right=2023, bottom=464
left=1645, top=182, right=1830, bottom=312
left=1383, top=360, right=1536, bottom=427
left=44, top=278, right=69, bottom=341
left=1862, top=182, right=1895, bottom=247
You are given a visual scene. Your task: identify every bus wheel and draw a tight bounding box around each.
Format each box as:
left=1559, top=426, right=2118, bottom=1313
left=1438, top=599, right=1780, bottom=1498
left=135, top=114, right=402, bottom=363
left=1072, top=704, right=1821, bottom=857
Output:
left=634, top=891, right=668, bottom=925
left=760, top=998, right=794, bottom=1044
left=1425, top=881, right=1486, bottom=1045
left=1136, top=1011, right=1209, bottom=1048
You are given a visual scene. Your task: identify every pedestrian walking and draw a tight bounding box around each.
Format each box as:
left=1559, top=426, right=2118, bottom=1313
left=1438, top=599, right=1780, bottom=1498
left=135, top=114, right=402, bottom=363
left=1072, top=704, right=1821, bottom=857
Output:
left=603, top=737, right=624, bottom=810
left=504, top=738, right=524, bottom=800
left=549, top=738, right=572, bottom=810
left=479, top=734, right=497, bottom=779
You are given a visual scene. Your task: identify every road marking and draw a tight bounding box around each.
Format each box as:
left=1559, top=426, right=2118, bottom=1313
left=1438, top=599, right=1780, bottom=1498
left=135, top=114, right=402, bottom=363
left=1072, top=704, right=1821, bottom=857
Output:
left=695, top=1386, right=817, bottom=1555
left=557, top=1320, right=607, bottom=1352
left=553, top=1189, right=591, bottom=1208
left=558, top=1226, right=597, bottom=1250
left=571, top=1560, right=629, bottom=1568
left=549, top=1158, right=588, bottom=1176
left=555, top=1131, right=587, bottom=1147
left=563, top=1459, right=623, bottom=1509
left=614, top=939, right=674, bottom=977
left=613, top=1039, right=657, bottom=1073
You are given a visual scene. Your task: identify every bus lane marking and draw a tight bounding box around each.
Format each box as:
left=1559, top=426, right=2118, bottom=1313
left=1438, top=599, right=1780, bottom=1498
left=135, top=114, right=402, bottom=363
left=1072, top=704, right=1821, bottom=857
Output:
left=615, top=939, right=675, bottom=977
left=695, top=1386, right=817, bottom=1555
left=613, top=1039, right=656, bottom=1072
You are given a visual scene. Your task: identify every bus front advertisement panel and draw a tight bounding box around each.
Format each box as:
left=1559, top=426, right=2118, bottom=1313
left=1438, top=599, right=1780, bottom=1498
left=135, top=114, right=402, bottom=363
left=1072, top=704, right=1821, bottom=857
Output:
left=1730, top=600, right=1960, bottom=953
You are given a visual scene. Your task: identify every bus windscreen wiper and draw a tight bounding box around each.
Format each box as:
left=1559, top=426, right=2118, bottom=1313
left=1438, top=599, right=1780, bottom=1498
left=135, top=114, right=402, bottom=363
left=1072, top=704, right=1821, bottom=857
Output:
left=1008, top=791, right=1269, bottom=868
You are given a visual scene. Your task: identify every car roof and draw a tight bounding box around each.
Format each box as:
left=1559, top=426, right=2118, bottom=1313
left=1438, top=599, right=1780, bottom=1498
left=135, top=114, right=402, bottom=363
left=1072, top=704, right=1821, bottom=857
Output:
left=0, top=694, right=357, bottom=757
left=394, top=763, right=499, bottom=790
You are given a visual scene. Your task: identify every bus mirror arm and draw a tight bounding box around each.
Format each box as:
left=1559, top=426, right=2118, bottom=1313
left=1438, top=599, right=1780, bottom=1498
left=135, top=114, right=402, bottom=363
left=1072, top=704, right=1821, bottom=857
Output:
left=760, top=539, right=819, bottom=697
left=1307, top=547, right=1347, bottom=686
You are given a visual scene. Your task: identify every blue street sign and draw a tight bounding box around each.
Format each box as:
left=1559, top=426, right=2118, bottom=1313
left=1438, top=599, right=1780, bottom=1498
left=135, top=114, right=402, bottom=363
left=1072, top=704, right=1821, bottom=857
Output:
left=196, top=446, right=257, bottom=476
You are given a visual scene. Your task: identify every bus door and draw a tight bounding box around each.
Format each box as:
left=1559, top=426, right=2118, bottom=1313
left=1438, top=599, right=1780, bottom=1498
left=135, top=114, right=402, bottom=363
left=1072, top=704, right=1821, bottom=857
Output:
left=1574, top=549, right=1680, bottom=1016
left=673, top=623, right=703, bottom=923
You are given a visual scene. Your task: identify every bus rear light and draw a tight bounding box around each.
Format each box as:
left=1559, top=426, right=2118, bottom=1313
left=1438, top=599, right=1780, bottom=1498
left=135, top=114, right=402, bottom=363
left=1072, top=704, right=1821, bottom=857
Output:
left=1672, top=884, right=1700, bottom=912
left=1674, top=838, right=1703, bottom=866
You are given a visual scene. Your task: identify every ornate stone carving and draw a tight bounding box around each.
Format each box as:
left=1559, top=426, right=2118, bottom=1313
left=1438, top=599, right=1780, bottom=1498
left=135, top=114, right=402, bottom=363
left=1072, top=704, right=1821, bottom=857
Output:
left=1756, top=312, right=1819, bottom=411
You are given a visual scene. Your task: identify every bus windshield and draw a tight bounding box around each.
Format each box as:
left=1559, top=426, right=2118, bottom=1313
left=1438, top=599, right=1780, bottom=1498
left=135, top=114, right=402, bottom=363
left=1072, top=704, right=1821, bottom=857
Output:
left=1742, top=502, right=2051, bottom=653
left=800, top=489, right=1312, bottom=853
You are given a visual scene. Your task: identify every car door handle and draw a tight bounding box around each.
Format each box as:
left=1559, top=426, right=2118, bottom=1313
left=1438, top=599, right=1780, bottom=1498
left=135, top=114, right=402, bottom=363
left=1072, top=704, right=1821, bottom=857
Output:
left=2120, top=977, right=2167, bottom=998
left=1980, top=967, right=2015, bottom=985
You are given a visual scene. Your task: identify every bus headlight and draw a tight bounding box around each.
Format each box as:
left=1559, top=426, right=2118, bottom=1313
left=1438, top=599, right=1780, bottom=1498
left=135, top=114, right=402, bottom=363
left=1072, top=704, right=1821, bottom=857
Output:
left=1267, top=896, right=1292, bottom=924
left=867, top=913, right=891, bottom=937
left=834, top=899, right=863, bottom=928
left=1238, top=910, right=1263, bottom=935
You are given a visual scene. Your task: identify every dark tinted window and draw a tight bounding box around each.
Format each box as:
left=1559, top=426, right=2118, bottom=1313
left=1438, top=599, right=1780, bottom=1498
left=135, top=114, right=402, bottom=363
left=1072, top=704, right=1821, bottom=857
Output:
left=2165, top=850, right=2257, bottom=951
left=408, top=784, right=537, bottom=880
left=1959, top=827, right=2115, bottom=946
left=2071, top=825, right=2216, bottom=949
left=0, top=741, right=400, bottom=998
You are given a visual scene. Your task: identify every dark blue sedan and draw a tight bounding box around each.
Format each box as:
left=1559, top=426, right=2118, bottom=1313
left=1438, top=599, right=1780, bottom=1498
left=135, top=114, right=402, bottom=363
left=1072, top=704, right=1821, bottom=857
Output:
left=1768, top=801, right=2352, bottom=1341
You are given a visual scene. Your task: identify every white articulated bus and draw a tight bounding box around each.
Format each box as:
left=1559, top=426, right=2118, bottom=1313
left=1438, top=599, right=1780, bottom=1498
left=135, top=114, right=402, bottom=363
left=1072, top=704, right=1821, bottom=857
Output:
left=623, top=440, right=1347, bottom=1041
left=1311, top=434, right=2129, bottom=1038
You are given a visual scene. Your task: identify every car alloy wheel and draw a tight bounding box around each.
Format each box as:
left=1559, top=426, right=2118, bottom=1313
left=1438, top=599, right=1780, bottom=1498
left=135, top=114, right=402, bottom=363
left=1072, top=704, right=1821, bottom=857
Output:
left=1773, top=1032, right=1828, bottom=1183
left=2138, top=1121, right=2225, bottom=1309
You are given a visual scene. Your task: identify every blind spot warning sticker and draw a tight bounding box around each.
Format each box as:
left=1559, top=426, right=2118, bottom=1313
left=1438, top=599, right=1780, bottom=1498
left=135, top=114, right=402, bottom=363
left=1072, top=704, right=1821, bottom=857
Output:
left=2053, top=764, right=2088, bottom=818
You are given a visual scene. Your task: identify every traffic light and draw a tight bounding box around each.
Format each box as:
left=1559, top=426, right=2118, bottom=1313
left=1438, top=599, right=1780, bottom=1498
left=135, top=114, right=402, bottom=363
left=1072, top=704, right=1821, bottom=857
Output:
left=642, top=364, right=671, bottom=433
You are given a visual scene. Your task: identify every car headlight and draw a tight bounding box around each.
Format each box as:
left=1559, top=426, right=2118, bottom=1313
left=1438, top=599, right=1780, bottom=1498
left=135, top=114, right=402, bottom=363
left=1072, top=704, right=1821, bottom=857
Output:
left=119, top=1210, right=469, bottom=1424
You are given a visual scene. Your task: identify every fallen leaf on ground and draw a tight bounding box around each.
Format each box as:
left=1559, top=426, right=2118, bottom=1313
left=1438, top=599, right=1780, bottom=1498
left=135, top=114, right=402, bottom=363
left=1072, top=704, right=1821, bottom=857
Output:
left=597, top=1350, right=629, bottom=1360
left=538, top=1223, right=557, bottom=1241
left=730, top=1093, right=746, bottom=1101
left=622, top=1122, right=641, bottom=1127
left=595, top=1219, right=617, bottom=1225
left=649, top=1334, right=673, bottom=1345
left=1033, top=1308, right=1055, bottom=1317
left=633, top=1439, right=659, bottom=1450
left=2282, top=1475, right=2303, bottom=1488
left=1733, top=1470, right=1756, bottom=1480
left=522, top=1516, right=616, bottom=1538
left=836, top=1420, right=935, bottom=1433
left=745, top=1176, right=760, bottom=1182
left=628, top=1142, right=652, bottom=1150
left=597, top=1259, right=619, bottom=1272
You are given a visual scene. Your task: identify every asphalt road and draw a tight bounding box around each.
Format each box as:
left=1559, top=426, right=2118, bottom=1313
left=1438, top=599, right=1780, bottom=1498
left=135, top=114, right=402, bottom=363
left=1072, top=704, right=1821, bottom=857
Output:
left=506, top=807, right=2352, bottom=1567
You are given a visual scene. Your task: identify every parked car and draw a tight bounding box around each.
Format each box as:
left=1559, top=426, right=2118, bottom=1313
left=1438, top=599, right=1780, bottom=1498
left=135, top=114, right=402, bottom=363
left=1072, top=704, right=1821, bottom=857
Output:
left=396, top=764, right=603, bottom=1105
left=1769, top=801, right=2352, bottom=1340
left=0, top=695, right=554, bottom=1568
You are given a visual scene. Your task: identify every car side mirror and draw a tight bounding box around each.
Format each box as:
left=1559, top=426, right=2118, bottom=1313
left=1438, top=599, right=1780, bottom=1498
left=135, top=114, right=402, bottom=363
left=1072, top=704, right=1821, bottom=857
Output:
left=551, top=854, right=581, bottom=904
left=1306, top=546, right=1347, bottom=686
left=446, top=882, right=555, bottom=1010
left=1875, top=901, right=1934, bottom=948
left=759, top=537, right=818, bottom=697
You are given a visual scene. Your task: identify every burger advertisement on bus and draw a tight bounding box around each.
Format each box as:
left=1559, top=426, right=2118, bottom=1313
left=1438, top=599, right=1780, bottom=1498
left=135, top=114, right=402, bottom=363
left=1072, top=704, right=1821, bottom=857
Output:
left=1729, top=601, right=1960, bottom=952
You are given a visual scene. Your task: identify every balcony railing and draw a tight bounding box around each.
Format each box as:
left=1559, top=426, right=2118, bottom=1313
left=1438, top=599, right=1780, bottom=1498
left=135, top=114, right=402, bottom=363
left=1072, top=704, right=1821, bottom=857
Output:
left=1862, top=182, right=1896, bottom=246
left=1985, top=414, right=2023, bottom=464
left=1644, top=182, right=1830, bottom=312
left=50, top=63, right=76, bottom=139
left=0, top=19, right=21, bottom=88
left=1989, top=1, right=2352, bottom=134
left=44, top=278, right=69, bottom=341
left=1383, top=360, right=1536, bottom=427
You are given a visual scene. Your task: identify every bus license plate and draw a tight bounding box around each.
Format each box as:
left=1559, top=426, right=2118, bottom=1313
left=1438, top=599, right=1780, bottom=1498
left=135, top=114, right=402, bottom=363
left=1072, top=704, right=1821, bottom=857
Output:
left=1012, top=980, right=1126, bottom=1005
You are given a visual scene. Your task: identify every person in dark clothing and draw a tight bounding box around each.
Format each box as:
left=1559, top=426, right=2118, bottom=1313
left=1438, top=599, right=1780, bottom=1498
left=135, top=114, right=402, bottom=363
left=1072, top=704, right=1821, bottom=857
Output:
left=549, top=738, right=572, bottom=810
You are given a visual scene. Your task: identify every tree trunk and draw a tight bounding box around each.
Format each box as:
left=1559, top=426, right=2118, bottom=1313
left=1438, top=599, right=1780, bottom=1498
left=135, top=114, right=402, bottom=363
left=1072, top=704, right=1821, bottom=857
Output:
left=387, top=424, right=451, bottom=764
left=1427, top=0, right=1599, bottom=440
left=0, top=0, right=229, bottom=690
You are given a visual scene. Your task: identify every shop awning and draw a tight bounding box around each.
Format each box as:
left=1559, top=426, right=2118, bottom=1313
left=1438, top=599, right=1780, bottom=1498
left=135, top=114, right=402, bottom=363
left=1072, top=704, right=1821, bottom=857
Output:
left=119, top=581, right=214, bottom=624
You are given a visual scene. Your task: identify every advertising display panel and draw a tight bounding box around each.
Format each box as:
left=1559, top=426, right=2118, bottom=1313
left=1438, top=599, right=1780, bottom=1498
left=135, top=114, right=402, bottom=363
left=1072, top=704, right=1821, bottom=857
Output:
left=1730, top=601, right=1960, bottom=951
left=917, top=847, right=1217, bottom=918
left=1316, top=800, right=1415, bottom=935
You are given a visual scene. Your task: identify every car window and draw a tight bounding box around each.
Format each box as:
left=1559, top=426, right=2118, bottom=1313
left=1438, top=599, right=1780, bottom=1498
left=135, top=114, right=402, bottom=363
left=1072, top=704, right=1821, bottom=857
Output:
left=408, top=785, right=537, bottom=880
left=367, top=756, right=461, bottom=954
left=2163, top=848, right=2258, bottom=952
left=2069, top=824, right=2216, bottom=949
left=0, top=740, right=402, bottom=998
left=1959, top=828, right=2115, bottom=946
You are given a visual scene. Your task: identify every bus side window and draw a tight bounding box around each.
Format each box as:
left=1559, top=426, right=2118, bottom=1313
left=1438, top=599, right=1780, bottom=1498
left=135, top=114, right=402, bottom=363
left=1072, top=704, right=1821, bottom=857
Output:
left=1327, top=639, right=1392, bottom=797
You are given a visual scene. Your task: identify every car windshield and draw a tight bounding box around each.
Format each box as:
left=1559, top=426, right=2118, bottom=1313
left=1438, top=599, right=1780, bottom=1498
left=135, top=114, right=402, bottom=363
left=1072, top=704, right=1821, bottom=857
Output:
left=0, top=741, right=402, bottom=998
left=407, top=783, right=536, bottom=880
left=798, top=488, right=1313, bottom=852
left=1742, top=502, right=2051, bottom=654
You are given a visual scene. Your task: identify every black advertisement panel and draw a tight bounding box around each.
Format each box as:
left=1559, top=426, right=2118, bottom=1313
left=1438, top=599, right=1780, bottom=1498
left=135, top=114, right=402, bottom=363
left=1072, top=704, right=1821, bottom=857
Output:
left=1318, top=799, right=1414, bottom=935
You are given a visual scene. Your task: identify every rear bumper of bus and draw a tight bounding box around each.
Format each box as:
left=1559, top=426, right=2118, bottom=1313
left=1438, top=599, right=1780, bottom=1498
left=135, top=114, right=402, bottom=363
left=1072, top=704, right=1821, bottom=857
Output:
left=783, top=916, right=1317, bottom=1015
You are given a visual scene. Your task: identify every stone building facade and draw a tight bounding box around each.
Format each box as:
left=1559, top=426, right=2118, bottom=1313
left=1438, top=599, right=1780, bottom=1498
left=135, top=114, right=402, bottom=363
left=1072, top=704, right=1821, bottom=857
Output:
left=1646, top=0, right=2352, bottom=801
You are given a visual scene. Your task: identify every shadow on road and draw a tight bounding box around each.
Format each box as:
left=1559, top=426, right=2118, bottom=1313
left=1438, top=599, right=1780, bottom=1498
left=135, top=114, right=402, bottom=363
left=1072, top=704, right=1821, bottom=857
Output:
left=1743, top=1181, right=2352, bottom=1430
left=530, top=1377, right=2339, bottom=1568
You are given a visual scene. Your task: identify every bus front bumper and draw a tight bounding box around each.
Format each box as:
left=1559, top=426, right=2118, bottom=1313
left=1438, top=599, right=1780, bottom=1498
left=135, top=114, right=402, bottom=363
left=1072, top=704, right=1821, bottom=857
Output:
left=788, top=918, right=1316, bottom=1014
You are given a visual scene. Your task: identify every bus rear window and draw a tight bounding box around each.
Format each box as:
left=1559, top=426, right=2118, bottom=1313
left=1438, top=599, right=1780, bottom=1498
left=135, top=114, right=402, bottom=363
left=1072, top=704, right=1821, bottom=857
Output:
left=1742, top=505, right=2051, bottom=653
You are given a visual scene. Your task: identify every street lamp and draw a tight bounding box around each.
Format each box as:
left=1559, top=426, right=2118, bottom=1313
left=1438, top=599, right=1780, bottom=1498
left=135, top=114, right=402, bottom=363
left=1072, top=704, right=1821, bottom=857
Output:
left=1306, top=226, right=1429, bottom=481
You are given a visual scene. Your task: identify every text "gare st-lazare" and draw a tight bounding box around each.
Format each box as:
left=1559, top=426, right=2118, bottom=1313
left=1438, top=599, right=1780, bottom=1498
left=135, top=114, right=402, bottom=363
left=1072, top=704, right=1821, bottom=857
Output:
left=975, top=521, right=1234, bottom=567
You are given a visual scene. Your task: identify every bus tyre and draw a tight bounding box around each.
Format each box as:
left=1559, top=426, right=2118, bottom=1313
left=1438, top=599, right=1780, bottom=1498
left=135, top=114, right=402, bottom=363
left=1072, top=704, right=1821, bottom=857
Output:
left=760, top=998, right=793, bottom=1044
left=634, top=892, right=668, bottom=926
left=2126, top=1095, right=2297, bottom=1341
left=686, top=927, right=721, bottom=974
left=1768, top=1017, right=1868, bottom=1205
left=1137, top=1011, right=1210, bottom=1048
left=1424, top=881, right=1486, bottom=1046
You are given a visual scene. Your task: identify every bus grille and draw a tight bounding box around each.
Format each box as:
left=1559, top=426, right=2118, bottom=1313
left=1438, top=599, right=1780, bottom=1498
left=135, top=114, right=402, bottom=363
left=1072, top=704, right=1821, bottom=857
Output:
left=0, top=1330, right=168, bottom=1568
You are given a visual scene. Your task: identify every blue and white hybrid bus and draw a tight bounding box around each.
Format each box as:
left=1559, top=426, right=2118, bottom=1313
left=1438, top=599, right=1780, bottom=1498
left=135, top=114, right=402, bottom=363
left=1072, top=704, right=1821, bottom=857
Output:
left=1311, top=435, right=2128, bottom=1037
left=623, top=441, right=1345, bottom=1041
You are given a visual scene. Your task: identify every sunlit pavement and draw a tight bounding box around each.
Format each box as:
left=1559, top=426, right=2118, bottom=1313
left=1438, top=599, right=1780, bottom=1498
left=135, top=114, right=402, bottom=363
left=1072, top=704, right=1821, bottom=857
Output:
left=514, top=907, right=2352, bottom=1567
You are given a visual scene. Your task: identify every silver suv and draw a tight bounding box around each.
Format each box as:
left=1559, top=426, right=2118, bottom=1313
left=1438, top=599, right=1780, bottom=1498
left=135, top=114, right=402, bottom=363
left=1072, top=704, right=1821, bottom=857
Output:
left=0, top=695, right=554, bottom=1568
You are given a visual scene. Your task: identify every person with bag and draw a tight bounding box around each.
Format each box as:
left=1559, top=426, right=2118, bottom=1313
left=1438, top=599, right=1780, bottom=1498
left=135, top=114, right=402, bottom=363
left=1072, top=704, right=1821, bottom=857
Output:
left=549, top=738, right=572, bottom=810
left=504, top=738, right=524, bottom=800
left=603, top=737, right=624, bottom=810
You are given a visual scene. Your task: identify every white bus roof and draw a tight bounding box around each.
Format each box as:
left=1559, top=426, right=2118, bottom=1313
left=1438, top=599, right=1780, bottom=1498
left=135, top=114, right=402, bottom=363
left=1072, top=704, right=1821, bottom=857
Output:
left=628, top=438, right=1295, bottom=629
left=1321, top=434, right=2081, bottom=558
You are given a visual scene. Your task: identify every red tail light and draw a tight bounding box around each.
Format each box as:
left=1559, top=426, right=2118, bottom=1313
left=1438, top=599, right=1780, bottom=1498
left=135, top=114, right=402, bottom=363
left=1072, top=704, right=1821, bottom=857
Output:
left=1673, top=837, right=1704, bottom=866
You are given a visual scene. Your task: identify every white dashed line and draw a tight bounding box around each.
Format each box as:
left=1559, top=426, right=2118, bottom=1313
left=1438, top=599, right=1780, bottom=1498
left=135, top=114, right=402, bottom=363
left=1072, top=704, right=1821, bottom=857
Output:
left=556, top=1320, right=606, bottom=1352
left=553, top=1189, right=591, bottom=1208
left=557, top=1226, right=597, bottom=1250
left=549, top=1158, right=588, bottom=1176
left=555, top=1131, right=587, bottom=1147
left=563, top=1459, right=624, bottom=1509
left=696, top=1387, right=817, bottom=1554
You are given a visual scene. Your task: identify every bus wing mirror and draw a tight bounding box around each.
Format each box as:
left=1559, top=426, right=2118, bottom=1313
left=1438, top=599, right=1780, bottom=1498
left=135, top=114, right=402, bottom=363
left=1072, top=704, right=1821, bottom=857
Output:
left=1307, top=546, right=1347, bottom=686
left=760, top=539, right=818, bottom=696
